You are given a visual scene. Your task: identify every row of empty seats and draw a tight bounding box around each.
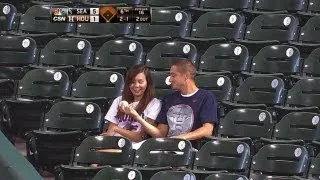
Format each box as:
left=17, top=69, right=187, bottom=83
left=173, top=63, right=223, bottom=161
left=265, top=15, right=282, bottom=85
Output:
left=28, top=134, right=320, bottom=180
left=90, top=168, right=256, bottom=180
left=22, top=99, right=320, bottom=168
left=2, top=3, right=320, bottom=54
left=92, top=168, right=220, bottom=180
left=0, top=62, right=319, bottom=138
left=1, top=35, right=320, bottom=86
left=0, top=73, right=317, bottom=177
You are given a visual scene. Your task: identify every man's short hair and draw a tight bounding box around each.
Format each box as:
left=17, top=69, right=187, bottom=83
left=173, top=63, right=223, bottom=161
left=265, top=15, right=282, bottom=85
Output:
left=171, top=59, right=196, bottom=80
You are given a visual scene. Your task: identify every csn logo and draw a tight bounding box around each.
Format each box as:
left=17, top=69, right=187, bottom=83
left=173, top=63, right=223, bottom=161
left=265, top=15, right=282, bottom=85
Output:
left=53, top=16, right=66, bottom=22
left=52, top=8, right=67, bottom=22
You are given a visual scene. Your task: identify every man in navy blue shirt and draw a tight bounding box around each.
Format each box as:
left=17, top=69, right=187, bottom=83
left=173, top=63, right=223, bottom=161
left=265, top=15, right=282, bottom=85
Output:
left=129, top=59, right=217, bottom=140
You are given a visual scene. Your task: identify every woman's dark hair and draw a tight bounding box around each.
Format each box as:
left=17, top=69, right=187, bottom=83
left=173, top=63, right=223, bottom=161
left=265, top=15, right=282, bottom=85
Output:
left=116, top=65, right=155, bottom=118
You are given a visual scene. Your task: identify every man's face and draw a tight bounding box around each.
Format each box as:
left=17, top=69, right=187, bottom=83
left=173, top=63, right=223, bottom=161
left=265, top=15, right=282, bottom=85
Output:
left=169, top=65, right=186, bottom=90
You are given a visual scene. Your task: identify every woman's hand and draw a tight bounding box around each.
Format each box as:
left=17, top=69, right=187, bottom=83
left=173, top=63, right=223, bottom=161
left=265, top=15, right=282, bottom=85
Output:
left=118, top=101, right=140, bottom=119
left=119, top=101, right=129, bottom=113
left=123, top=105, right=140, bottom=119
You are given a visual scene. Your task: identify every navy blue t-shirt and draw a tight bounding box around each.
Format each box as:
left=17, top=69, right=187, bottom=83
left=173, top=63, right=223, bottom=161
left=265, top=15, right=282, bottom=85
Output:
left=156, top=89, right=218, bottom=137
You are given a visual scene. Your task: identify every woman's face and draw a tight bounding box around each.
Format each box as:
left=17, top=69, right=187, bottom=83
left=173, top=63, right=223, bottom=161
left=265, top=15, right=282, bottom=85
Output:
left=129, top=72, right=147, bottom=100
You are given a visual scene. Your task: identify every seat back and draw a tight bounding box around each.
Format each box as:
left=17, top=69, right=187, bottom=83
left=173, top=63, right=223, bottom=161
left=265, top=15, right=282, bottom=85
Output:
left=30, top=102, right=101, bottom=173
left=250, top=174, right=308, bottom=180
left=5, top=69, right=70, bottom=137
left=39, top=38, right=93, bottom=67
left=204, top=173, right=249, bottom=180
left=251, top=45, right=301, bottom=75
left=76, top=22, right=134, bottom=36
left=199, top=43, right=250, bottom=73
left=0, top=36, right=37, bottom=65
left=251, top=144, right=309, bottom=176
left=31, top=131, right=84, bottom=172
left=245, top=14, right=299, bottom=42
left=191, top=12, right=245, bottom=41
left=43, top=101, right=102, bottom=132
left=150, top=171, right=196, bottom=180
left=92, top=167, right=142, bottom=180
left=309, top=153, right=320, bottom=178
left=31, top=0, right=74, bottom=4
left=17, top=69, right=70, bottom=99
left=252, top=0, right=308, bottom=12
left=274, top=112, right=320, bottom=142
left=0, top=80, right=15, bottom=98
left=145, top=0, right=199, bottom=8
left=72, top=136, right=133, bottom=166
left=306, top=0, right=320, bottom=14
left=298, top=16, right=320, bottom=44
left=146, top=41, right=198, bottom=71
left=134, top=9, right=191, bottom=38
left=194, top=140, right=250, bottom=173
left=134, top=138, right=194, bottom=168
left=82, top=0, right=144, bottom=5
left=199, top=0, right=252, bottom=10
left=303, top=47, right=320, bottom=76
left=71, top=71, right=124, bottom=99
left=0, top=36, right=38, bottom=79
left=0, top=3, right=17, bottom=31
left=219, top=109, right=273, bottom=139
left=195, top=74, right=233, bottom=102
left=234, top=76, right=286, bottom=106
left=94, top=40, right=144, bottom=69
left=286, top=78, right=320, bottom=107
left=19, top=5, right=74, bottom=34
left=150, top=71, right=174, bottom=99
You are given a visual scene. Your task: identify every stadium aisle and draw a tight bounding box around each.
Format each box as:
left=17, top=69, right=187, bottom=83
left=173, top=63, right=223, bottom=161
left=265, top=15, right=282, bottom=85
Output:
left=15, top=138, right=54, bottom=179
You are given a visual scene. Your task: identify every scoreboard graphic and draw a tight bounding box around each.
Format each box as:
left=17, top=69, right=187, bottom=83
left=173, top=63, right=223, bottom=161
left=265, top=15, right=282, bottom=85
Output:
left=51, top=7, right=151, bottom=23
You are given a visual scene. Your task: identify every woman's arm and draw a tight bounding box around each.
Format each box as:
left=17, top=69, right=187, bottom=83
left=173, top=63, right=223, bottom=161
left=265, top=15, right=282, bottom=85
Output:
left=115, top=101, right=167, bottom=139
left=103, top=121, right=146, bottom=142
left=102, top=122, right=117, bottom=136
left=124, top=105, right=168, bottom=138
left=113, top=126, right=146, bottom=142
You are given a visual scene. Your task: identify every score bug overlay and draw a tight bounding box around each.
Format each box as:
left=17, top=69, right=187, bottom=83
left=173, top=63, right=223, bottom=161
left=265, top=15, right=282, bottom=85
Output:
left=51, top=7, right=151, bottom=23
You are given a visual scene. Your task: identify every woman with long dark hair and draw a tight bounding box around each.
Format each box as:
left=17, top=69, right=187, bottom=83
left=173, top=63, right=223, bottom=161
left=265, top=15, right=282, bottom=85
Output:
left=103, top=65, right=161, bottom=142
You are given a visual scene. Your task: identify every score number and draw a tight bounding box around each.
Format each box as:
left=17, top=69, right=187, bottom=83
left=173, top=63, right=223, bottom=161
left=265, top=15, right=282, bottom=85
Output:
left=90, top=8, right=99, bottom=22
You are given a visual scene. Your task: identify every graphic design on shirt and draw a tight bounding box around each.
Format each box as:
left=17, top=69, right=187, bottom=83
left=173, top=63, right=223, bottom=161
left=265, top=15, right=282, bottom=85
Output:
left=167, top=104, right=194, bottom=136
left=118, top=113, right=144, bottom=132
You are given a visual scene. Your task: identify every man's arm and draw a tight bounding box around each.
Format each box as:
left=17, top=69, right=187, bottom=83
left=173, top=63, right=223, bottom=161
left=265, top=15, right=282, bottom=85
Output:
left=134, top=116, right=168, bottom=138
left=173, top=123, right=214, bottom=141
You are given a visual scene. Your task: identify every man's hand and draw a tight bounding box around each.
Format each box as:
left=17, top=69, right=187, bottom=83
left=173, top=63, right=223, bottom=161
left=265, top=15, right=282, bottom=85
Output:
left=171, top=134, right=187, bottom=140
left=170, top=123, right=214, bottom=141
